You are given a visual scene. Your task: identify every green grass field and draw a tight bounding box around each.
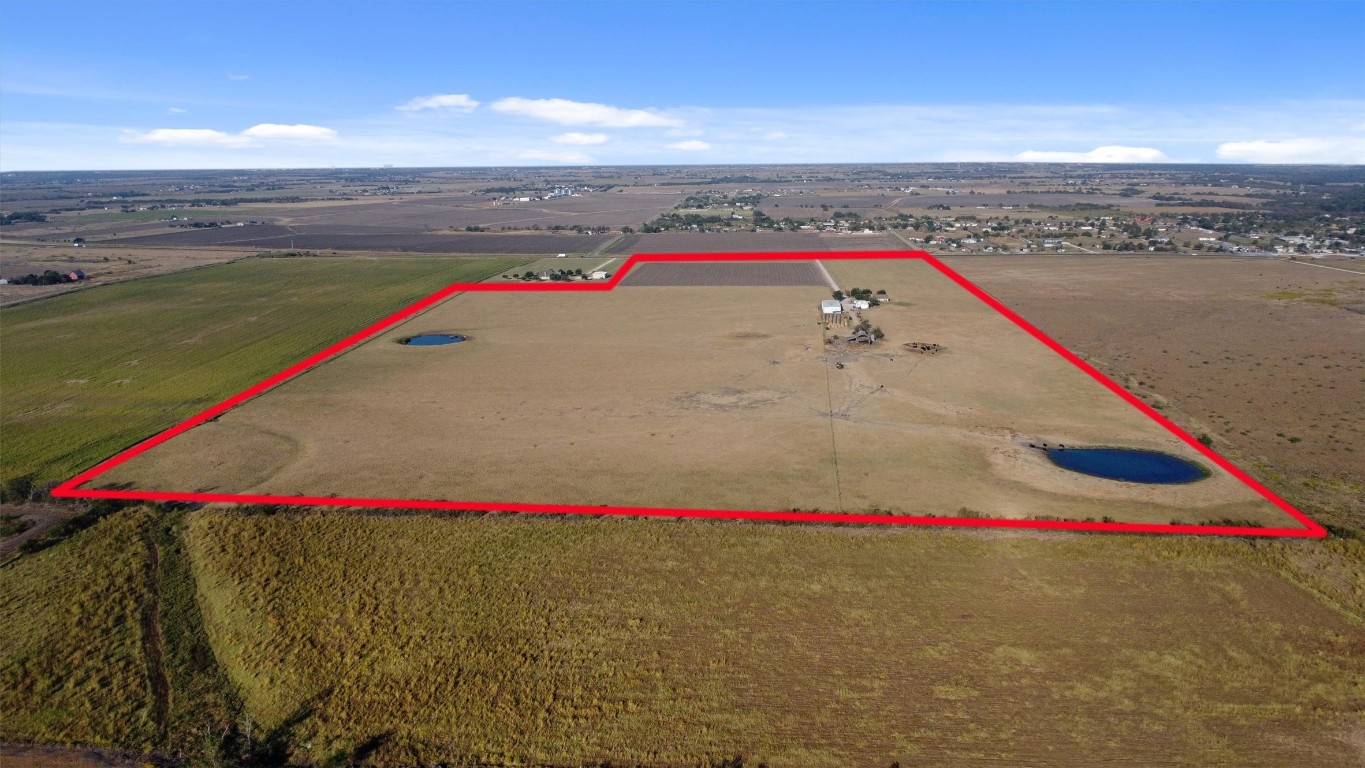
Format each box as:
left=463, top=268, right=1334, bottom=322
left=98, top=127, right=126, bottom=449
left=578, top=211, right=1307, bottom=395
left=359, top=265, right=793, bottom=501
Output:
left=1, top=256, right=523, bottom=487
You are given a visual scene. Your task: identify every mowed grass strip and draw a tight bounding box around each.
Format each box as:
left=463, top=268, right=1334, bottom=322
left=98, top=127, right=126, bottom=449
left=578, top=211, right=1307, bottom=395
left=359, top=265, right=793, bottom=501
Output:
left=187, top=512, right=1365, bottom=767
left=0, top=256, right=521, bottom=485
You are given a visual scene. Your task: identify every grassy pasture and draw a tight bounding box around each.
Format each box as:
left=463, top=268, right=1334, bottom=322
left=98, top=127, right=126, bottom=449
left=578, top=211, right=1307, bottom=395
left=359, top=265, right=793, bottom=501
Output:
left=185, top=510, right=1365, bottom=767
left=100, top=258, right=1291, bottom=527
left=0, top=256, right=522, bottom=486
left=0, top=507, right=159, bottom=748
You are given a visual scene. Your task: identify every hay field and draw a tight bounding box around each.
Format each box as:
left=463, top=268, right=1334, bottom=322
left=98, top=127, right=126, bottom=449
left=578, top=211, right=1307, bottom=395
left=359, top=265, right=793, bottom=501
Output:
left=1, top=256, right=521, bottom=486
left=98, top=258, right=1290, bottom=527
left=180, top=510, right=1364, bottom=767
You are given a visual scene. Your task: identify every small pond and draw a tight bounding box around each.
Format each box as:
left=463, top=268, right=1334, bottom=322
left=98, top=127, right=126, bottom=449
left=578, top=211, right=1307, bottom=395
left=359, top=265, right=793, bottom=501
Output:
left=1045, top=447, right=1208, bottom=484
left=399, top=334, right=467, bottom=346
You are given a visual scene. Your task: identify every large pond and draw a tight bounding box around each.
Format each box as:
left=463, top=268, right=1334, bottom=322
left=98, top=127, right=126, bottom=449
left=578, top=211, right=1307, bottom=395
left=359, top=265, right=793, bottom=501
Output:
left=400, top=334, right=466, bottom=346
left=1045, top=447, right=1208, bottom=484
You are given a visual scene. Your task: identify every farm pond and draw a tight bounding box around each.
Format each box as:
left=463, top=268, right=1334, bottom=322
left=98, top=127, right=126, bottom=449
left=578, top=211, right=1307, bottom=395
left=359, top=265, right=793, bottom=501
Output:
left=400, top=334, right=467, bottom=346
left=1045, top=447, right=1208, bottom=484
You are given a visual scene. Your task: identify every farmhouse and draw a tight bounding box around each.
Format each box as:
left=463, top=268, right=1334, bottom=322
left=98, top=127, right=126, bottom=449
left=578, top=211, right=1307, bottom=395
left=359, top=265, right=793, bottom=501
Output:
left=820, top=299, right=842, bottom=315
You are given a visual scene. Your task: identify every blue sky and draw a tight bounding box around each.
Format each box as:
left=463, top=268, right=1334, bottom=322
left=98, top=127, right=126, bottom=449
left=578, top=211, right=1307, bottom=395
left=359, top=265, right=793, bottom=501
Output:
left=2, top=0, right=1362, bottom=169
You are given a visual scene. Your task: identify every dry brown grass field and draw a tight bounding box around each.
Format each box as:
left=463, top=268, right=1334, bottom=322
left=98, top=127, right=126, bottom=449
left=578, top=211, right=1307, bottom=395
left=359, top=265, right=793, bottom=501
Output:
left=4, top=242, right=1363, bottom=768
left=180, top=511, right=1364, bottom=767
left=942, top=255, right=1365, bottom=497
left=96, top=258, right=1294, bottom=529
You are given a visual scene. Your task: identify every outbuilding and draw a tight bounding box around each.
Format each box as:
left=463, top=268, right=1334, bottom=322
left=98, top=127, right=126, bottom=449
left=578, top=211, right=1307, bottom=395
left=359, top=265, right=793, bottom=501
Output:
left=820, top=299, right=842, bottom=315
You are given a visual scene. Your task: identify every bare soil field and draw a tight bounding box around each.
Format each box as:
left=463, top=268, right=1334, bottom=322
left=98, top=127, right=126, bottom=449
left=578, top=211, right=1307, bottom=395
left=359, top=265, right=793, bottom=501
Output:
left=760, top=193, right=903, bottom=218
left=610, top=231, right=903, bottom=253
left=5, top=218, right=176, bottom=242
left=95, top=258, right=1293, bottom=528
left=620, top=260, right=832, bottom=287
left=893, top=192, right=1146, bottom=211
left=0, top=244, right=249, bottom=306
left=264, top=191, right=686, bottom=231
left=104, top=230, right=614, bottom=254
left=941, top=254, right=1365, bottom=507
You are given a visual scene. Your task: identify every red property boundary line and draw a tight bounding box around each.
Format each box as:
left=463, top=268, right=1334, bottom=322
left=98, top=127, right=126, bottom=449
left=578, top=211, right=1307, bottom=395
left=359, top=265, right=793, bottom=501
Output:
left=52, top=251, right=1325, bottom=539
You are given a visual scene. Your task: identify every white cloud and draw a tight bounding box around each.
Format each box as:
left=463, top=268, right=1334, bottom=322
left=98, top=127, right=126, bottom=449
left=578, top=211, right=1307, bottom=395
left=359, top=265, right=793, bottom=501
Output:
left=1015, top=145, right=1170, bottom=163
left=1216, top=137, right=1365, bottom=164
left=762, top=131, right=788, bottom=140
left=123, top=128, right=250, bottom=147
left=551, top=132, right=608, bottom=145
left=227, top=73, right=249, bottom=81
left=397, top=93, right=480, bottom=112
left=240, top=123, right=338, bottom=141
left=167, top=107, right=187, bottom=114
left=515, top=149, right=592, bottom=164
left=16, top=99, right=1365, bottom=170
left=666, top=140, right=711, bottom=151
left=122, top=123, right=336, bottom=147
left=491, top=97, right=682, bottom=128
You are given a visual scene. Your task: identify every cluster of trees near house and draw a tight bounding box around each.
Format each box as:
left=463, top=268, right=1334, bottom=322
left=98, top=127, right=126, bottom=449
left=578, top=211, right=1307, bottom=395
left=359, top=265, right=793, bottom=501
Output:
left=5, top=270, right=86, bottom=285
left=0, top=211, right=48, bottom=225
left=508, top=269, right=585, bottom=282
left=832, top=287, right=884, bottom=305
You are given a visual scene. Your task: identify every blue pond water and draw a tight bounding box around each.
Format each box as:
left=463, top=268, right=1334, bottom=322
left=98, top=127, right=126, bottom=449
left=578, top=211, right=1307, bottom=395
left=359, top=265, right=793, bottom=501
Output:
left=401, top=334, right=466, bottom=346
left=1045, top=448, right=1208, bottom=484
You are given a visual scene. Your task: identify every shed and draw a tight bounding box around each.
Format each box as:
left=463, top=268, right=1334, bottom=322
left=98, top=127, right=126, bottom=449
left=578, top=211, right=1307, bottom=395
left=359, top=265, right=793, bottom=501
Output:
left=820, top=299, right=842, bottom=315
left=591, top=271, right=609, bottom=280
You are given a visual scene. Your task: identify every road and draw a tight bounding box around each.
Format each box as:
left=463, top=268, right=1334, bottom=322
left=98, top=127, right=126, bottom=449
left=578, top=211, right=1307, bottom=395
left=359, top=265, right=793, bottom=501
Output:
left=1283, top=259, right=1365, bottom=276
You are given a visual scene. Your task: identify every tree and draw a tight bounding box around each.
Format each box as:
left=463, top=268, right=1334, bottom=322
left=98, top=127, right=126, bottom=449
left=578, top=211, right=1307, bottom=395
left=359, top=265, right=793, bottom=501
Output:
left=832, top=290, right=845, bottom=301
left=1, top=475, right=33, bottom=503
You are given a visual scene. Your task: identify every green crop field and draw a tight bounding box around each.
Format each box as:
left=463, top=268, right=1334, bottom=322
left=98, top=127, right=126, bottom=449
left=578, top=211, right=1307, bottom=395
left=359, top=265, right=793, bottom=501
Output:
left=0, top=256, right=523, bottom=488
